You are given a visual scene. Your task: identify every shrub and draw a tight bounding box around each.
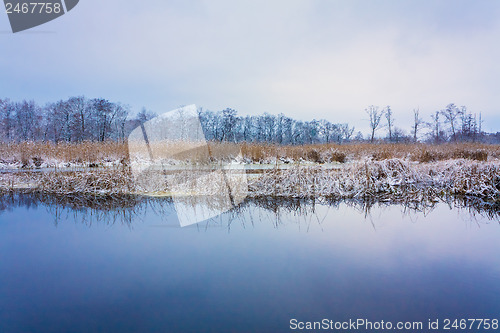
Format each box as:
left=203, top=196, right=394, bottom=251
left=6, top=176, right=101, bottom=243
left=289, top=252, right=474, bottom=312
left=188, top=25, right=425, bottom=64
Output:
left=306, top=149, right=323, bottom=163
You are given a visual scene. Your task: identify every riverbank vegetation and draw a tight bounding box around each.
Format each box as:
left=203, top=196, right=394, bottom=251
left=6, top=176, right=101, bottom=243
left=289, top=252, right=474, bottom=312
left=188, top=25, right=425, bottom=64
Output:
left=0, top=141, right=497, bottom=169
left=0, top=141, right=499, bottom=205
left=1, top=96, right=500, bottom=204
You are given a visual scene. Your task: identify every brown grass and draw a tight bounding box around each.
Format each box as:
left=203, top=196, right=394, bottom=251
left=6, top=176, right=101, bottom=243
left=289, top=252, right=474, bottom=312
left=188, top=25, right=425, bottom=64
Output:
left=0, top=141, right=498, bottom=168
left=0, top=141, right=128, bottom=167
left=249, top=158, right=500, bottom=202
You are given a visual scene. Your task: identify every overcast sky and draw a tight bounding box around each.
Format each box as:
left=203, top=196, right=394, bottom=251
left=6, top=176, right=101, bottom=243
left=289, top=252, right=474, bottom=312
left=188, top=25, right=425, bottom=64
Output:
left=2, top=0, right=500, bottom=134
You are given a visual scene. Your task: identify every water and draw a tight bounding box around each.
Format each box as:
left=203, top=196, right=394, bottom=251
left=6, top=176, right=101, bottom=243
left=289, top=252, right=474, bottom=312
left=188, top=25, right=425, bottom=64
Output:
left=1, top=195, right=499, bottom=332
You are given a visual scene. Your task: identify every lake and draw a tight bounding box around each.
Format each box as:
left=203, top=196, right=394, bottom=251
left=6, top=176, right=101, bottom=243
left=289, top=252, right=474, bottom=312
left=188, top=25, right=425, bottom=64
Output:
left=1, top=194, right=499, bottom=332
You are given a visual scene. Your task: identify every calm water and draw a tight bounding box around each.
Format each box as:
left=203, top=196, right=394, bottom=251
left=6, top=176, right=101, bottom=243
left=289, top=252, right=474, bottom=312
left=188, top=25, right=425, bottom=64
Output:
left=1, top=195, right=500, bottom=332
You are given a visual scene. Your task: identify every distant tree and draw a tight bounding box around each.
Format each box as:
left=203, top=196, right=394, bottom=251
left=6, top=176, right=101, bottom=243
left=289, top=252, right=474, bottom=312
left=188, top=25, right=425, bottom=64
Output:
left=354, top=131, right=364, bottom=142
left=292, top=121, right=305, bottom=144
left=91, top=98, right=114, bottom=142
left=0, top=99, right=14, bottom=141
left=137, top=107, right=157, bottom=124
left=282, top=116, right=293, bottom=144
left=412, top=108, right=424, bottom=142
left=429, top=110, right=448, bottom=143
left=385, top=106, right=394, bottom=141
left=241, top=115, right=253, bottom=142
left=262, top=113, right=276, bottom=142
left=15, top=100, right=39, bottom=141
left=3, top=96, right=495, bottom=145
left=479, top=112, right=483, bottom=136
left=340, top=123, right=355, bottom=143
left=308, top=120, right=320, bottom=144
left=66, top=96, right=88, bottom=142
left=366, top=105, right=384, bottom=142
left=392, top=127, right=409, bottom=143
left=45, top=101, right=67, bottom=143
left=110, top=103, right=130, bottom=142
left=441, top=103, right=462, bottom=141
left=220, top=108, right=237, bottom=142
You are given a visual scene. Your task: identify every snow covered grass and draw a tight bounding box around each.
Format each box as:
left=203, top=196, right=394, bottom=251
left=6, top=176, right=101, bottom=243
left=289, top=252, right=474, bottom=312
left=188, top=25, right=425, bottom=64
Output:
left=0, top=168, right=133, bottom=195
left=248, top=158, right=500, bottom=202
left=0, top=158, right=498, bottom=204
left=0, top=141, right=497, bottom=169
left=0, top=141, right=128, bottom=169
left=0, top=142, right=499, bottom=203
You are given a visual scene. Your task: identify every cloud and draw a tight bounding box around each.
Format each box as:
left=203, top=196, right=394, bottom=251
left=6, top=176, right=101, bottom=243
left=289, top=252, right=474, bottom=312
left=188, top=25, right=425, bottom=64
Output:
left=1, top=0, right=500, bottom=133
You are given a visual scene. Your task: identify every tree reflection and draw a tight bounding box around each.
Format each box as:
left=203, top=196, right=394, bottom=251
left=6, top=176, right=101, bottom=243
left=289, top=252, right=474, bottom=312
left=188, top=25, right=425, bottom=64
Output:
left=0, top=190, right=499, bottom=227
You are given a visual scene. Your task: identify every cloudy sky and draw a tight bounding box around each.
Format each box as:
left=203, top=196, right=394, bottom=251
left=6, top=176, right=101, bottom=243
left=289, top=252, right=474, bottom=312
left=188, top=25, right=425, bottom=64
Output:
left=1, top=0, right=500, bottom=134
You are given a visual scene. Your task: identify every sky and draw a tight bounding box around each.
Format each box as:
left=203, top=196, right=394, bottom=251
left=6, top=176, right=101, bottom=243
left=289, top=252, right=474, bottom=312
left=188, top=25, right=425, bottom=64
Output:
left=1, top=0, right=500, bottom=135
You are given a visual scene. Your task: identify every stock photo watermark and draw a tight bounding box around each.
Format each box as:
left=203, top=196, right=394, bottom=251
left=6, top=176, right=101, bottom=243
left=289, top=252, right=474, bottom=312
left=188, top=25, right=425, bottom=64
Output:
left=128, top=105, right=248, bottom=227
left=3, top=0, right=79, bottom=33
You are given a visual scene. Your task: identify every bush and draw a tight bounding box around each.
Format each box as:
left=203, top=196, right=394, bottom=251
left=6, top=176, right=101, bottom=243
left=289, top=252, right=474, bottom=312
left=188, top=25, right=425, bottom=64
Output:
left=306, top=149, right=323, bottom=163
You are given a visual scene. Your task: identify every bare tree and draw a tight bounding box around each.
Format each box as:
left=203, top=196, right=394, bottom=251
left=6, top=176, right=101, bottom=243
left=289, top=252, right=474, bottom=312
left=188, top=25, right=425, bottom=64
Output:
left=45, top=101, right=67, bottom=143
left=137, top=107, right=156, bottom=124
left=221, top=108, right=237, bottom=142
left=91, top=98, right=114, bottom=142
left=412, top=108, right=424, bottom=142
left=66, top=96, right=87, bottom=142
left=479, top=112, right=483, bottom=136
left=0, top=99, right=14, bottom=141
left=392, top=127, right=408, bottom=143
left=15, top=100, right=38, bottom=141
left=110, top=103, right=130, bottom=142
left=430, top=110, right=443, bottom=143
left=340, top=123, right=355, bottom=142
left=366, top=105, right=384, bottom=142
left=385, top=106, right=394, bottom=141
left=441, top=103, right=462, bottom=141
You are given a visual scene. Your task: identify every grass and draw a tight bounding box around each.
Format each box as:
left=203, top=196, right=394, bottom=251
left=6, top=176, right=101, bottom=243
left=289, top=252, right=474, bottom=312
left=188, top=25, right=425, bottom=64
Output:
left=0, top=141, right=499, bottom=203
left=250, top=159, right=500, bottom=201
left=0, top=141, right=498, bottom=167
left=0, top=141, right=128, bottom=168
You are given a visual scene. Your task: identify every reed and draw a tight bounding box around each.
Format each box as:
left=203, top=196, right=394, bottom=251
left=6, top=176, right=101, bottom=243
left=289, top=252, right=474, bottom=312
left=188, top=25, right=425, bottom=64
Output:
left=0, top=141, right=499, bottom=203
left=249, top=158, right=500, bottom=202
left=0, top=141, right=498, bottom=167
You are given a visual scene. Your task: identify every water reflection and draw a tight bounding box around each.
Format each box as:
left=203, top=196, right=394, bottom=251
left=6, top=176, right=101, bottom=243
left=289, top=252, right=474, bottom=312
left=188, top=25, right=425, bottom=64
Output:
left=0, top=191, right=498, bottom=227
left=1, top=192, right=500, bottom=332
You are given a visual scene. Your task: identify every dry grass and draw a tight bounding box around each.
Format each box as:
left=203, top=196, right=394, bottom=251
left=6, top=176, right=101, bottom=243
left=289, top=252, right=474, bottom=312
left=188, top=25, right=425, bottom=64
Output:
left=249, top=159, right=500, bottom=202
left=238, top=142, right=497, bottom=164
left=0, top=141, right=498, bottom=168
left=0, top=141, right=499, bottom=203
left=0, top=141, right=128, bottom=167
left=0, top=157, right=499, bottom=202
left=0, top=168, right=133, bottom=195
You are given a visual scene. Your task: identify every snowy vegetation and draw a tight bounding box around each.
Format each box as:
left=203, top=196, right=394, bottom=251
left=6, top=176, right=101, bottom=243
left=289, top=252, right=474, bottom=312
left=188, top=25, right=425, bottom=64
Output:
left=0, top=141, right=498, bottom=203
left=0, top=96, right=499, bottom=204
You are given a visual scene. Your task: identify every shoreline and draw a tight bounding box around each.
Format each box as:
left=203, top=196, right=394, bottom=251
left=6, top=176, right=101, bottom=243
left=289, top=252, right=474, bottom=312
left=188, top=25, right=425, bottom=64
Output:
left=0, top=158, right=499, bottom=204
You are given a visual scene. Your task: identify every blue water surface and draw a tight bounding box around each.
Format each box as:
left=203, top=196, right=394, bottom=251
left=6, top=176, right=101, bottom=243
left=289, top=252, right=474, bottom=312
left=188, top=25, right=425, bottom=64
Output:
left=1, top=197, right=499, bottom=332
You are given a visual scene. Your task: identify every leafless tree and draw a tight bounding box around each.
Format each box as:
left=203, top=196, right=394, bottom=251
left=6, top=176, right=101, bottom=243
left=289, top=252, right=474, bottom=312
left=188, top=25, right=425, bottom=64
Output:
left=441, top=103, right=462, bottom=141
left=385, top=106, right=394, bottom=141
left=340, top=123, right=355, bottom=142
left=66, top=96, right=87, bottom=142
left=0, top=99, right=14, bottom=141
left=137, top=107, right=156, bottom=124
left=429, top=110, right=444, bottom=143
left=412, top=108, right=424, bottom=142
left=366, top=105, right=384, bottom=142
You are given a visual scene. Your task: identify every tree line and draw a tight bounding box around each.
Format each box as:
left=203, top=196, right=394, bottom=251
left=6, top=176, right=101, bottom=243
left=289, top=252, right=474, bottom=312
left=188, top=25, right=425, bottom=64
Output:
left=0, top=96, right=495, bottom=144
left=198, top=108, right=356, bottom=144
left=364, top=103, right=487, bottom=143
left=0, top=97, right=134, bottom=142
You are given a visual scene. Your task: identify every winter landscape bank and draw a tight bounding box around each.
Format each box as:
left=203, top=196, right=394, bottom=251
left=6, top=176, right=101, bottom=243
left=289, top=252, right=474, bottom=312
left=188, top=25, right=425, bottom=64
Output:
left=0, top=142, right=499, bottom=207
